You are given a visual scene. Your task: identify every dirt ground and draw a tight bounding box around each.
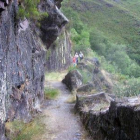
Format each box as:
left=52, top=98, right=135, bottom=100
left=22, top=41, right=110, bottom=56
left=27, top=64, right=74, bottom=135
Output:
left=41, top=81, right=92, bottom=140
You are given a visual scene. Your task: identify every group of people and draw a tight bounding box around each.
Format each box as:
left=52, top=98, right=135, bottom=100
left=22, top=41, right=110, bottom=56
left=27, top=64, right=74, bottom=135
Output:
left=72, top=51, right=84, bottom=66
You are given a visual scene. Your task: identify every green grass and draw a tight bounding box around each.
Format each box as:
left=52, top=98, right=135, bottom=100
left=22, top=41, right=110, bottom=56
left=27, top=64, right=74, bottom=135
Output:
left=5, top=116, right=45, bottom=140
left=18, top=0, right=48, bottom=20
left=113, top=77, right=140, bottom=97
left=62, top=0, right=140, bottom=62
left=44, top=87, right=60, bottom=99
left=45, top=72, right=67, bottom=82
left=68, top=65, right=78, bottom=72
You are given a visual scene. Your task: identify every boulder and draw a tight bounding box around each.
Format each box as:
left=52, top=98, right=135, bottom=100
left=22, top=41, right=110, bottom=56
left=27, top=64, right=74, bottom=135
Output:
left=77, top=83, right=94, bottom=93
left=76, top=94, right=140, bottom=140
left=62, top=70, right=83, bottom=91
left=75, top=92, right=111, bottom=112
left=0, top=0, right=68, bottom=139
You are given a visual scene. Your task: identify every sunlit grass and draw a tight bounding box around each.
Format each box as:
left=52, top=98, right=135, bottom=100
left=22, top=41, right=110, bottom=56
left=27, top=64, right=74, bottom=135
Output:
left=66, top=90, right=77, bottom=103
left=45, top=71, right=67, bottom=82
left=44, top=87, right=60, bottom=99
left=5, top=116, right=45, bottom=140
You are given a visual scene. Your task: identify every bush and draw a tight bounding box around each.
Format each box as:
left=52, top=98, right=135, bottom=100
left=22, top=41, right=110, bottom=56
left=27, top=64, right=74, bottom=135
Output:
left=68, top=65, right=77, bottom=72
left=78, top=69, right=92, bottom=84
left=17, top=0, right=48, bottom=20
left=90, top=29, right=109, bottom=56
left=90, top=29, right=140, bottom=77
left=5, top=116, right=45, bottom=140
left=113, top=78, right=140, bottom=97
left=44, top=87, right=59, bottom=99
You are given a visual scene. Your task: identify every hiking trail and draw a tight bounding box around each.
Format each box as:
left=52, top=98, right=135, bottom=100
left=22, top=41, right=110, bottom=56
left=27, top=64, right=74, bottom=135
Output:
left=41, top=81, right=92, bottom=140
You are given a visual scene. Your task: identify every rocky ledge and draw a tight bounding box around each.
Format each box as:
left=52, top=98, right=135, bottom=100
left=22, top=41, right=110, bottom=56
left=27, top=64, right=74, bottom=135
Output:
left=0, top=0, right=67, bottom=139
left=76, top=93, right=140, bottom=140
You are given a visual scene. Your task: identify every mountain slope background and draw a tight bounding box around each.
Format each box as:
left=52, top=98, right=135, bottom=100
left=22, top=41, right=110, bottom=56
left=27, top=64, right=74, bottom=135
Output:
left=61, top=0, right=140, bottom=97
left=61, top=0, right=140, bottom=77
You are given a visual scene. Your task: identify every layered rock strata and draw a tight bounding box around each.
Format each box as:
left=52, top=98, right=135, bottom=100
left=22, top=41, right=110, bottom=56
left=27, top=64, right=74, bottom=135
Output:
left=46, top=29, right=72, bottom=71
left=76, top=93, right=140, bottom=140
left=0, top=0, right=67, bottom=139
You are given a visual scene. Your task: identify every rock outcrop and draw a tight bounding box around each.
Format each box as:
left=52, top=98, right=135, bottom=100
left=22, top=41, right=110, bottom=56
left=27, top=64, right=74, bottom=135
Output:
left=0, top=0, right=67, bottom=139
left=76, top=93, right=140, bottom=140
left=39, top=0, right=68, bottom=48
left=63, top=58, right=113, bottom=93
left=62, top=70, right=83, bottom=91
left=77, top=83, right=94, bottom=93
left=46, top=29, right=72, bottom=71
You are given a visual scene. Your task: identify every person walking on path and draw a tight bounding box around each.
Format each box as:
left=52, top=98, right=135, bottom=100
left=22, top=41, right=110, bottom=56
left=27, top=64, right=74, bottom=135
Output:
left=75, top=52, right=79, bottom=65
left=72, top=56, right=76, bottom=66
left=79, top=51, right=84, bottom=61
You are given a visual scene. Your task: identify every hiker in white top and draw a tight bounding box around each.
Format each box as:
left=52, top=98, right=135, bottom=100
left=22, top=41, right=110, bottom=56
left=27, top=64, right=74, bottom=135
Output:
left=75, top=52, right=79, bottom=65
left=79, top=51, right=84, bottom=61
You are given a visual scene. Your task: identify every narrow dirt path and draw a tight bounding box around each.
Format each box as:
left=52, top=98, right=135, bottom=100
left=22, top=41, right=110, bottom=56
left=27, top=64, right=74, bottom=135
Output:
left=41, top=81, right=92, bottom=140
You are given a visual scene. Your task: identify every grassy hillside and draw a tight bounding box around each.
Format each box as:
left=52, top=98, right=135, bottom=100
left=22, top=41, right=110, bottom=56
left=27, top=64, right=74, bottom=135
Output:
left=62, top=0, right=140, bottom=62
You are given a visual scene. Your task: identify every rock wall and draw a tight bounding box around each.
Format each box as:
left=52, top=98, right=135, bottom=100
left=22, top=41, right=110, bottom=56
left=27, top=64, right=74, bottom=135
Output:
left=46, top=28, right=72, bottom=71
left=0, top=0, right=68, bottom=139
left=76, top=93, right=140, bottom=140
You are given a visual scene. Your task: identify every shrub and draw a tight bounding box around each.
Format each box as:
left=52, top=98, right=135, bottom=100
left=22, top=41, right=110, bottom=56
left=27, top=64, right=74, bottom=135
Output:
left=113, top=78, right=140, bottom=97
left=44, top=87, right=59, bottom=99
left=5, top=116, right=45, bottom=140
left=78, top=69, right=92, bottom=84
left=17, top=0, right=48, bottom=20
left=68, top=65, right=77, bottom=72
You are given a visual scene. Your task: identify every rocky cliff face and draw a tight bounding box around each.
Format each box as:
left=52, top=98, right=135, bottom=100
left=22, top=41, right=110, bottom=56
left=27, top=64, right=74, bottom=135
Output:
left=46, top=28, right=72, bottom=71
left=76, top=93, right=140, bottom=140
left=0, top=0, right=68, bottom=139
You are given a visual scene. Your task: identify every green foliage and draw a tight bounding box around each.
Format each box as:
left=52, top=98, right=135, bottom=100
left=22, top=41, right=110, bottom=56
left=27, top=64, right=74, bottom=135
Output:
left=62, top=7, right=90, bottom=55
left=45, top=72, right=67, bottom=82
left=68, top=65, right=77, bottom=72
left=62, top=0, right=140, bottom=63
left=89, top=29, right=140, bottom=78
left=78, top=69, right=92, bottom=84
left=44, top=87, right=59, bottom=99
left=18, top=7, right=26, bottom=19
left=18, top=0, right=48, bottom=20
left=113, top=78, right=140, bottom=97
left=89, top=29, right=109, bottom=56
left=5, top=116, right=45, bottom=140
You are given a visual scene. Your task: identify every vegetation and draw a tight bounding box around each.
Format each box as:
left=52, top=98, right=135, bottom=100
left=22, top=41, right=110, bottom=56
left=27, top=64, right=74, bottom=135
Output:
left=62, top=0, right=140, bottom=63
left=89, top=30, right=140, bottom=77
left=62, top=0, right=140, bottom=97
left=79, top=69, right=92, bottom=84
left=5, top=116, right=45, bottom=140
left=113, top=77, right=140, bottom=97
left=44, top=87, right=60, bottom=99
left=45, top=72, right=67, bottom=82
left=68, top=65, right=77, bottom=72
left=18, top=0, right=48, bottom=20
left=62, top=7, right=90, bottom=55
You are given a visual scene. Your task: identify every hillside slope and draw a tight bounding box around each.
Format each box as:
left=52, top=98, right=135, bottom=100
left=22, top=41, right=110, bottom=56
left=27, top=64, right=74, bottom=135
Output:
left=62, top=0, right=140, bottom=62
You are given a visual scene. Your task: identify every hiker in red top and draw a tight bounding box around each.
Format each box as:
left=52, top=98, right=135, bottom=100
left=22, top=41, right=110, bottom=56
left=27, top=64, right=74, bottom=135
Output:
left=73, top=56, right=76, bottom=66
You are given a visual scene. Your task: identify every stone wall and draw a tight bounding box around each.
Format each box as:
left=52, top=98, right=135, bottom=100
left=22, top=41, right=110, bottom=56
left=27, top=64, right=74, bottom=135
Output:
left=76, top=93, right=140, bottom=140
left=46, top=29, right=72, bottom=71
left=0, top=0, right=68, bottom=139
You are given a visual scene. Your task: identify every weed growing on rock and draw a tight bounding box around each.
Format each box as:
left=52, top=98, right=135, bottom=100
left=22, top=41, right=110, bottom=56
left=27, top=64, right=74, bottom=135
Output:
left=18, top=0, right=48, bottom=20
left=5, top=116, right=45, bottom=140
left=44, top=87, right=60, bottom=99
left=68, top=65, right=77, bottom=72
